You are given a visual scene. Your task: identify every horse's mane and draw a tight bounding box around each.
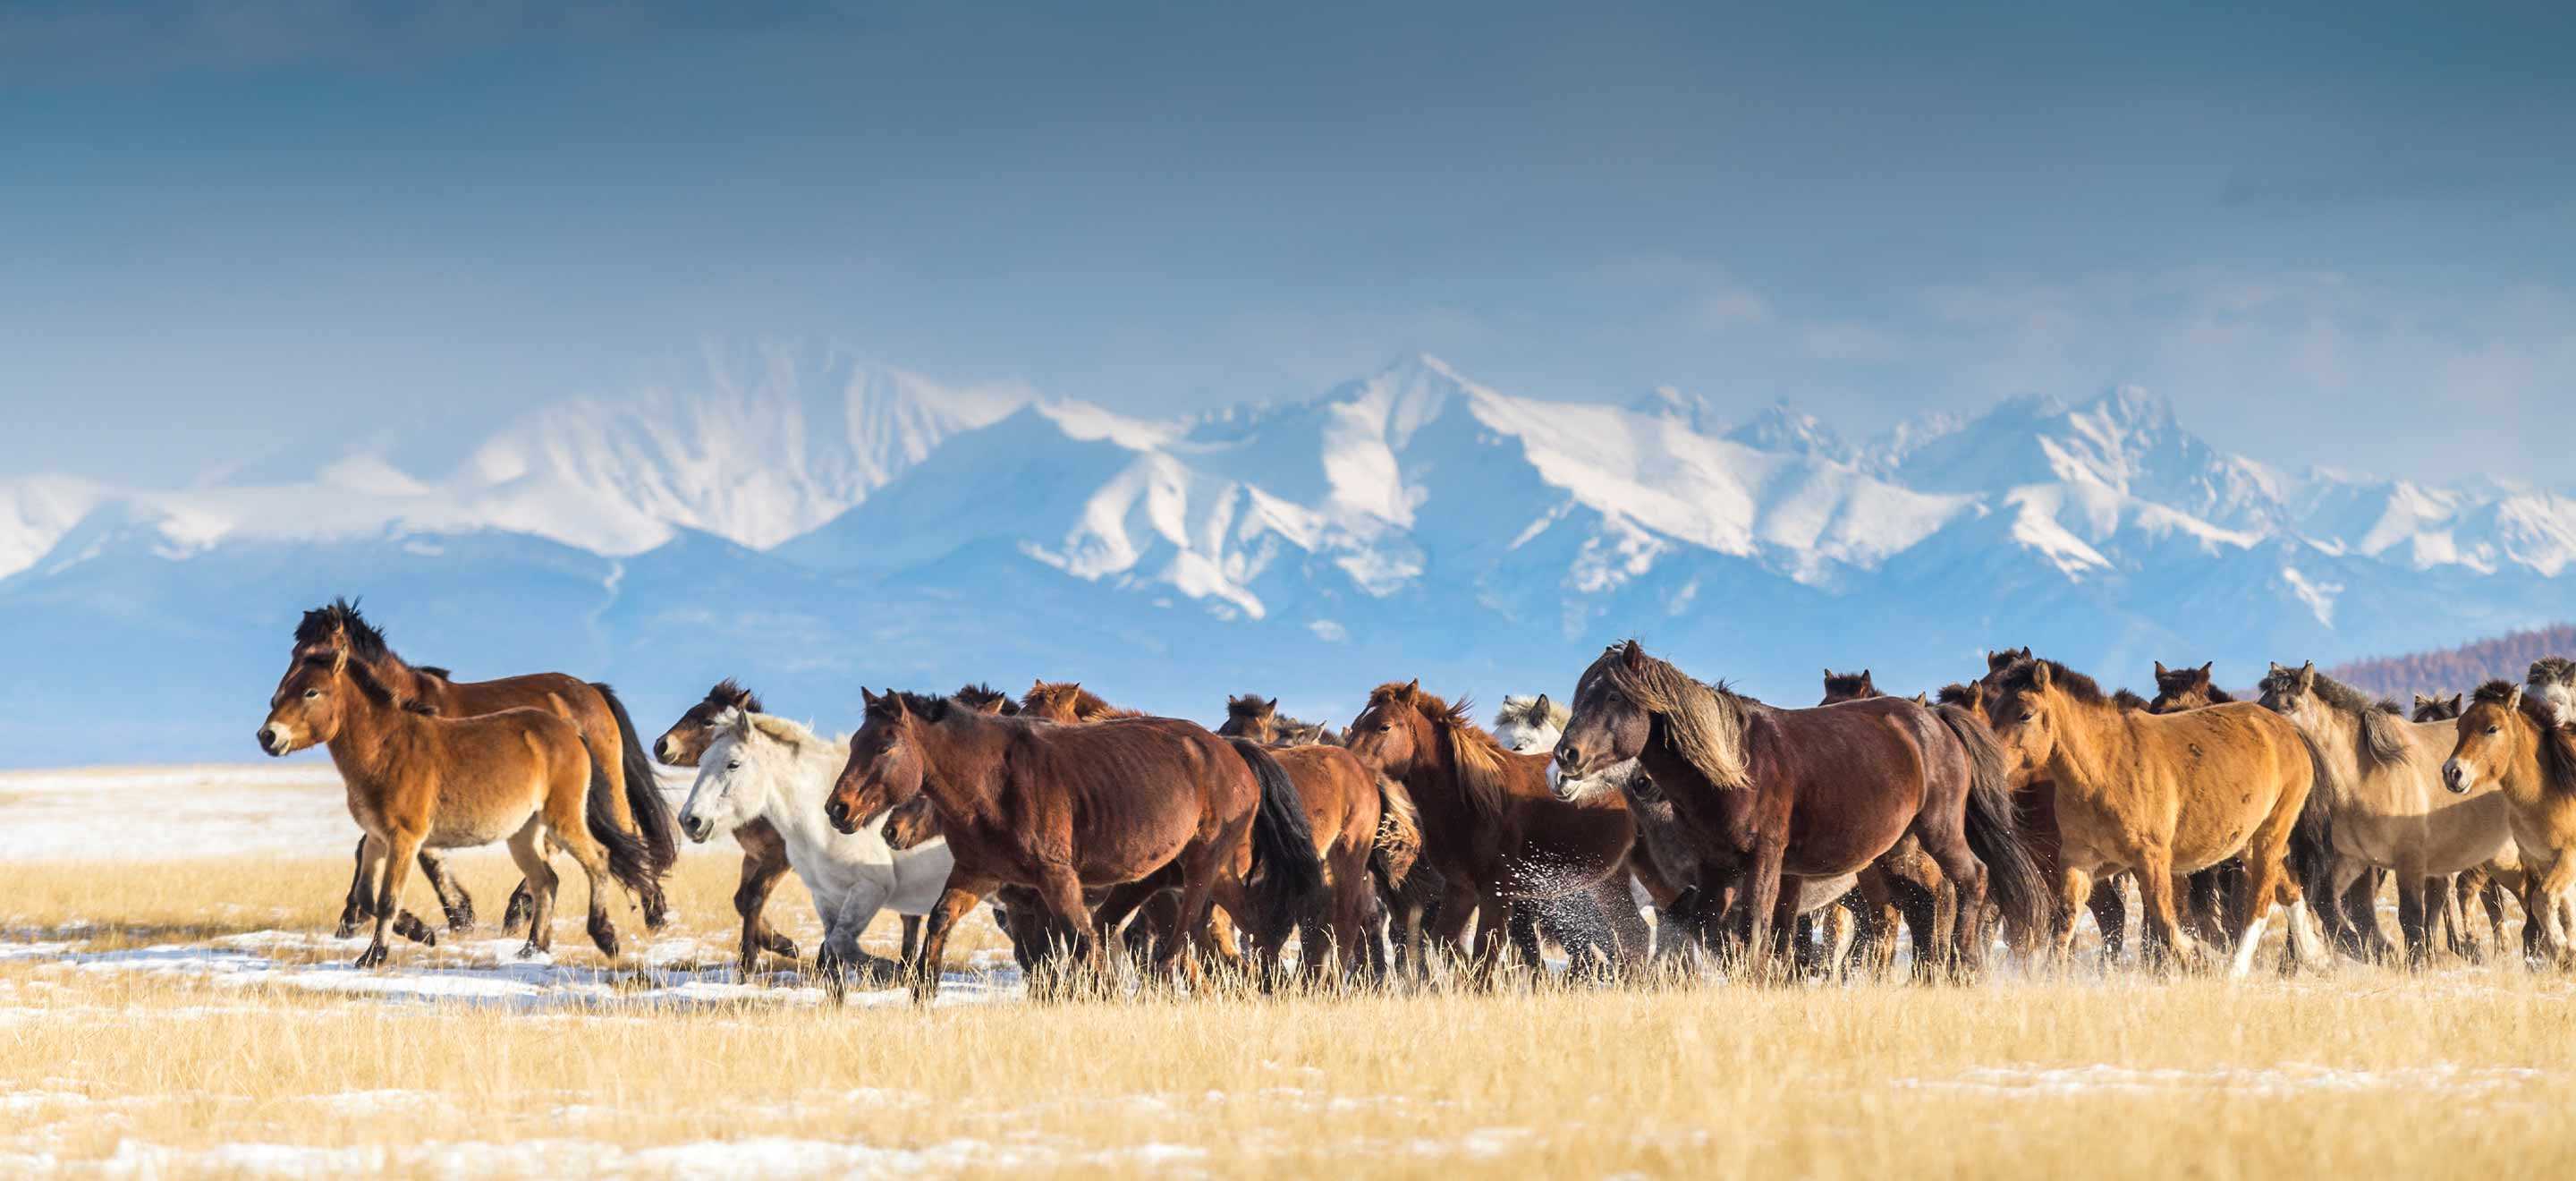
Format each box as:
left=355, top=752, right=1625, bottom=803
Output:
left=1595, top=641, right=1755, bottom=793
left=335, top=654, right=431, bottom=716
left=1493, top=693, right=1569, bottom=733
left=414, top=666, right=453, bottom=683
left=1367, top=680, right=1519, bottom=820
left=2529, top=658, right=2576, bottom=686
left=1995, top=658, right=2111, bottom=707
left=2112, top=688, right=2148, bottom=712
left=707, top=678, right=764, bottom=714
left=1936, top=683, right=1979, bottom=709
left=867, top=691, right=956, bottom=725
left=953, top=682, right=1019, bottom=716
left=295, top=598, right=392, bottom=664
left=1821, top=670, right=1877, bottom=700
left=2260, top=665, right=2410, bottom=769
left=1224, top=693, right=1276, bottom=720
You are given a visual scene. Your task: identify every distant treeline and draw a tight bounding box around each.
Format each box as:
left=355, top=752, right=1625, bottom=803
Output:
left=2325, top=624, right=2576, bottom=701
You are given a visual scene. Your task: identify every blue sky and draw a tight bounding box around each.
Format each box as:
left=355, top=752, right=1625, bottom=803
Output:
left=4, top=0, right=2571, bottom=486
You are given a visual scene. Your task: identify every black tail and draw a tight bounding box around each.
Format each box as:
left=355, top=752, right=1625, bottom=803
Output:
left=591, top=683, right=679, bottom=874
left=583, top=745, right=657, bottom=901
left=1230, top=738, right=1325, bottom=939
left=2288, top=731, right=2337, bottom=900
left=1935, top=703, right=2049, bottom=937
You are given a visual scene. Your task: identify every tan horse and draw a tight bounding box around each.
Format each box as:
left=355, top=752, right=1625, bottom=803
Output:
left=2258, top=661, right=2521, bottom=967
left=292, top=600, right=675, bottom=935
left=260, top=648, right=643, bottom=968
left=2443, top=682, right=2576, bottom=963
left=1986, top=658, right=2328, bottom=974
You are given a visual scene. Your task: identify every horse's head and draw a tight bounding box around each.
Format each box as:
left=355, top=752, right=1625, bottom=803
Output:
left=2526, top=658, right=2576, bottom=726
left=1986, top=658, right=2093, bottom=777
left=1558, top=641, right=1663, bottom=785
left=1346, top=680, right=1436, bottom=779
left=2149, top=660, right=2223, bottom=714
left=1217, top=693, right=1279, bottom=743
left=2445, top=682, right=2530, bottom=795
left=881, top=794, right=942, bottom=849
left=259, top=648, right=356, bottom=756
left=1818, top=668, right=1877, bottom=705
left=1021, top=680, right=1085, bottom=722
left=827, top=689, right=939, bottom=833
left=2254, top=660, right=2324, bottom=726
left=1984, top=647, right=2031, bottom=677
left=1491, top=693, right=1563, bottom=755
left=657, top=678, right=761, bottom=766
left=677, top=709, right=777, bottom=842
left=2413, top=692, right=2464, bottom=723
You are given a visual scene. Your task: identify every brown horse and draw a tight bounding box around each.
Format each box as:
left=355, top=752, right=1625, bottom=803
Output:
left=1345, top=681, right=1644, bottom=978
left=2140, top=661, right=2265, bottom=955
left=652, top=680, right=801, bottom=976
left=2443, top=682, right=2576, bottom=963
left=1021, top=680, right=1139, bottom=722
left=824, top=690, right=1322, bottom=1001
left=292, top=600, right=674, bottom=936
left=260, top=645, right=644, bottom=967
left=1216, top=693, right=1385, bottom=979
left=2411, top=689, right=2511, bottom=956
left=1557, top=642, right=2041, bottom=981
left=1984, top=658, right=2327, bottom=974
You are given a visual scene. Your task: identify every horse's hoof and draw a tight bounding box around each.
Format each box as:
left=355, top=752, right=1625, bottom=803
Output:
left=766, top=937, right=800, bottom=960
left=333, top=920, right=359, bottom=940
left=515, top=941, right=548, bottom=961
left=445, top=905, right=476, bottom=934
left=354, top=944, right=389, bottom=970
left=588, top=916, right=621, bottom=959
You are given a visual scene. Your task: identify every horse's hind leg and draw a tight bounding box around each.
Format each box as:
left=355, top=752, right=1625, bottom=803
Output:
left=337, top=837, right=370, bottom=939
left=734, top=845, right=797, bottom=979
left=539, top=801, right=623, bottom=962
left=414, top=850, right=476, bottom=933
left=2086, top=875, right=2128, bottom=964
left=503, top=820, right=561, bottom=958
left=358, top=828, right=425, bottom=970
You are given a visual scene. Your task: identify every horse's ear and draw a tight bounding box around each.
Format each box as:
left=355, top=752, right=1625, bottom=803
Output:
left=1405, top=678, right=1420, bottom=695
left=729, top=709, right=753, bottom=737
left=2509, top=685, right=2526, bottom=711
left=1267, top=697, right=1278, bottom=712
left=1535, top=692, right=1552, bottom=714
left=860, top=687, right=880, bottom=709
left=2030, top=661, right=2054, bottom=691
left=2297, top=661, right=2316, bottom=692
left=1622, top=642, right=1646, bottom=672
left=1823, top=667, right=1834, bottom=680
left=2450, top=693, right=2464, bottom=711
left=1860, top=669, right=1872, bottom=684
left=1911, top=692, right=1928, bottom=707
left=2414, top=693, right=2431, bottom=708
left=2155, top=661, right=2169, bottom=677
left=2199, top=661, right=2213, bottom=678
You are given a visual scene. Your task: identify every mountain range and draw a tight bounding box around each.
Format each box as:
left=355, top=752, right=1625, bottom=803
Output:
left=6, top=341, right=2571, bottom=767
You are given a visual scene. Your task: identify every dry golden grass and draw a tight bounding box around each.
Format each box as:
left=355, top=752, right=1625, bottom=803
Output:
left=4, top=846, right=2575, bottom=1177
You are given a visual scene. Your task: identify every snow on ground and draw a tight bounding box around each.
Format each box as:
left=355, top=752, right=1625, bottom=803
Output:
left=0, top=763, right=355, bottom=861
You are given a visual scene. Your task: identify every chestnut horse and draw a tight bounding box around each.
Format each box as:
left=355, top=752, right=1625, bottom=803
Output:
left=1345, top=681, right=1644, bottom=979
left=2443, top=682, right=2576, bottom=963
left=292, top=600, right=675, bottom=937
left=824, top=690, right=1322, bottom=1001
left=653, top=680, right=802, bottom=977
left=1556, top=642, right=2042, bottom=981
left=260, top=647, right=645, bottom=967
left=1217, top=693, right=1385, bottom=979
left=1984, top=658, right=2328, bottom=974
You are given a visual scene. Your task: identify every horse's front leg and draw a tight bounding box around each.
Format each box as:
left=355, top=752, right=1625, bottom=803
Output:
left=337, top=836, right=371, bottom=939
left=734, top=841, right=798, bottom=978
left=1470, top=891, right=1513, bottom=987
left=911, top=874, right=996, bottom=1006
left=360, top=829, right=424, bottom=969
left=1739, top=830, right=1788, bottom=985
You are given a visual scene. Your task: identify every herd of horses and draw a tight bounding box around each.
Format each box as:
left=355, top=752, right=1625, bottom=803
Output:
left=255, top=599, right=2576, bottom=1002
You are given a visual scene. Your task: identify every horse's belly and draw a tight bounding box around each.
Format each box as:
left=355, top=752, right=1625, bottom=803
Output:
left=425, top=813, right=524, bottom=849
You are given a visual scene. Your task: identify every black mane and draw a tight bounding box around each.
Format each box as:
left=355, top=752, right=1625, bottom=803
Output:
left=953, top=682, right=1017, bottom=715
left=1996, top=658, right=2109, bottom=705
left=293, top=597, right=390, bottom=663
left=709, top=678, right=765, bottom=713
left=868, top=691, right=955, bottom=723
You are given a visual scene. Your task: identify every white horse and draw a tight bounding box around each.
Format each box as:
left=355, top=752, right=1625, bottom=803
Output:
left=677, top=709, right=953, bottom=996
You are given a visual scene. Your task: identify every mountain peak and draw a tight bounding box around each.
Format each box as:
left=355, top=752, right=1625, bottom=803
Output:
left=1724, top=401, right=1853, bottom=463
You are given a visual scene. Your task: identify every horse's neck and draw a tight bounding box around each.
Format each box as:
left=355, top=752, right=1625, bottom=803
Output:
left=911, top=717, right=1004, bottom=821
left=758, top=737, right=884, bottom=859
left=2045, top=703, right=2140, bottom=795
left=326, top=693, right=419, bottom=787
left=2303, top=709, right=2370, bottom=806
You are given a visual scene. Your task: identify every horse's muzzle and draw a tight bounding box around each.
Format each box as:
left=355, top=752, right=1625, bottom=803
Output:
left=823, top=799, right=855, bottom=833
left=678, top=813, right=713, bottom=844
left=2441, top=759, right=2472, bottom=795
left=255, top=726, right=284, bottom=757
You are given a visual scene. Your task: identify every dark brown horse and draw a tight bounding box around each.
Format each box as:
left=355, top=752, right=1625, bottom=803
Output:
left=260, top=643, right=646, bottom=967
left=292, top=600, right=675, bottom=937
left=824, top=690, right=1322, bottom=1000
left=652, top=680, right=801, bottom=976
left=1345, top=681, right=1643, bottom=978
left=1558, top=641, right=2045, bottom=980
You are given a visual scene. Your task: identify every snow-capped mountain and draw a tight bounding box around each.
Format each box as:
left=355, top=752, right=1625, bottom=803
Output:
left=4, top=350, right=2568, bottom=766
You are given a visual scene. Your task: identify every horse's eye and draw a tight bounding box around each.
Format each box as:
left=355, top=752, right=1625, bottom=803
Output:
left=303, top=689, right=320, bottom=700
left=2487, top=726, right=2502, bottom=735
left=725, top=760, right=741, bottom=770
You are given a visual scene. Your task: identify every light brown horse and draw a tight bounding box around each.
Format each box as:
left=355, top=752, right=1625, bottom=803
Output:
left=1985, top=658, right=2327, bottom=974
left=1021, top=680, right=1139, bottom=722
left=1345, top=681, right=1644, bottom=979
left=2443, top=682, right=2576, bottom=963
left=653, top=679, right=801, bottom=976
left=260, top=646, right=644, bottom=967
left=824, top=690, right=1322, bottom=1001
left=2260, top=661, right=2521, bottom=968
left=1217, top=693, right=1384, bottom=979
left=293, top=600, right=674, bottom=936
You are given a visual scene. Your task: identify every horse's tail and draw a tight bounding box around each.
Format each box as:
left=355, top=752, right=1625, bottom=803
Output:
left=582, top=743, right=658, bottom=904
left=591, top=683, right=679, bottom=875
left=2288, top=729, right=2337, bottom=898
left=1936, top=702, right=2048, bottom=937
left=1370, top=775, right=1423, bottom=890
left=1229, top=738, right=1325, bottom=938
